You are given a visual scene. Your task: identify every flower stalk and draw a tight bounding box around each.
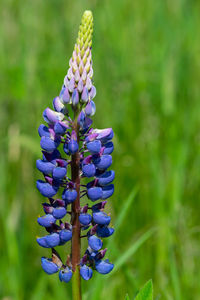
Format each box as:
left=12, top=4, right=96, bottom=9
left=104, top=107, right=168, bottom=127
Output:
left=36, top=10, right=115, bottom=299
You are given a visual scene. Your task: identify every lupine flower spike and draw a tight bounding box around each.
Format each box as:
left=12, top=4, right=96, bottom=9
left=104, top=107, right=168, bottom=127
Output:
left=36, top=10, right=114, bottom=298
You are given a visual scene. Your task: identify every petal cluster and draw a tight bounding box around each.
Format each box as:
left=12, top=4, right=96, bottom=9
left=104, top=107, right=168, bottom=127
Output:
left=36, top=10, right=114, bottom=283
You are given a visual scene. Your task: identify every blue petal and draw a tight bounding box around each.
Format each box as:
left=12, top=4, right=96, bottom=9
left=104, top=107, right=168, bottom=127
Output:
left=87, top=187, right=103, bottom=201
left=93, top=155, right=112, bottom=170
left=59, top=229, right=72, bottom=242
left=68, top=140, right=79, bottom=154
left=103, top=141, right=114, bottom=154
left=93, top=211, right=111, bottom=225
left=41, top=257, right=59, bottom=274
left=36, top=180, right=58, bottom=197
left=37, top=214, right=56, bottom=227
left=88, top=235, right=102, bottom=251
left=62, top=189, right=77, bottom=204
left=59, top=267, right=73, bottom=283
left=96, top=170, right=115, bottom=186
left=52, top=207, right=67, bottom=219
left=79, top=213, right=92, bottom=226
left=82, top=163, right=96, bottom=177
left=37, top=237, right=50, bottom=248
left=52, top=167, right=67, bottom=180
left=38, top=124, right=50, bottom=137
left=80, top=265, right=93, bottom=280
left=96, top=226, right=114, bottom=238
left=45, top=233, right=60, bottom=247
left=95, top=260, right=114, bottom=274
left=40, top=136, right=60, bottom=152
left=101, top=184, right=114, bottom=199
left=36, top=159, right=55, bottom=175
left=87, top=140, right=101, bottom=154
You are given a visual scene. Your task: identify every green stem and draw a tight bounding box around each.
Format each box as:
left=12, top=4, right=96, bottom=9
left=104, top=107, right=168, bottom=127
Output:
left=72, top=268, right=82, bottom=300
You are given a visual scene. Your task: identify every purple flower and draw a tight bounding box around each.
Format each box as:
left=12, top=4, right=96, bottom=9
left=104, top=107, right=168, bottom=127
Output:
left=36, top=11, right=114, bottom=283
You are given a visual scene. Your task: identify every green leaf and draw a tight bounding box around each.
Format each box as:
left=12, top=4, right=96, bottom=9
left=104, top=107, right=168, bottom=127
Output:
left=135, top=280, right=153, bottom=300
left=125, top=294, right=130, bottom=300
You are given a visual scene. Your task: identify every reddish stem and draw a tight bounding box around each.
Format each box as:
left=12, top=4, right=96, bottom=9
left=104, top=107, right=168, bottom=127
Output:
left=71, top=120, right=81, bottom=299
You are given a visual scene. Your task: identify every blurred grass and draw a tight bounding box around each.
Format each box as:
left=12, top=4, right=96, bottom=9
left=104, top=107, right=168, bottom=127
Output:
left=1, top=0, right=200, bottom=299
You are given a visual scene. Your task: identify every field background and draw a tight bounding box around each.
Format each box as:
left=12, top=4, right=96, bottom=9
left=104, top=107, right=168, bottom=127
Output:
left=1, top=0, right=200, bottom=299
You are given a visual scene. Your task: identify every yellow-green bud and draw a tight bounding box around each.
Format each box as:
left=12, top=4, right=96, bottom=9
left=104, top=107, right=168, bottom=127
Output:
left=76, top=10, right=93, bottom=54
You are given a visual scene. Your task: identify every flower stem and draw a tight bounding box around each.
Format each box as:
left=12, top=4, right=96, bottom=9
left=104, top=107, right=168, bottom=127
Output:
left=72, top=268, right=81, bottom=300
left=71, top=120, right=82, bottom=300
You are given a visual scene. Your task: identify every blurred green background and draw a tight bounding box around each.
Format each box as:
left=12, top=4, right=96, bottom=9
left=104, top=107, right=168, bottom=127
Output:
left=1, top=0, right=200, bottom=299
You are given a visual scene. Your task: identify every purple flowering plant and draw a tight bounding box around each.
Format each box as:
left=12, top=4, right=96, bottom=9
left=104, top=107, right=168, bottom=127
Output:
left=36, top=10, right=114, bottom=299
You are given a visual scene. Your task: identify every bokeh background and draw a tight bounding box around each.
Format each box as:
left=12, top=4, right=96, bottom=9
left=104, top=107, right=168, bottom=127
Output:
left=1, top=0, right=200, bottom=299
